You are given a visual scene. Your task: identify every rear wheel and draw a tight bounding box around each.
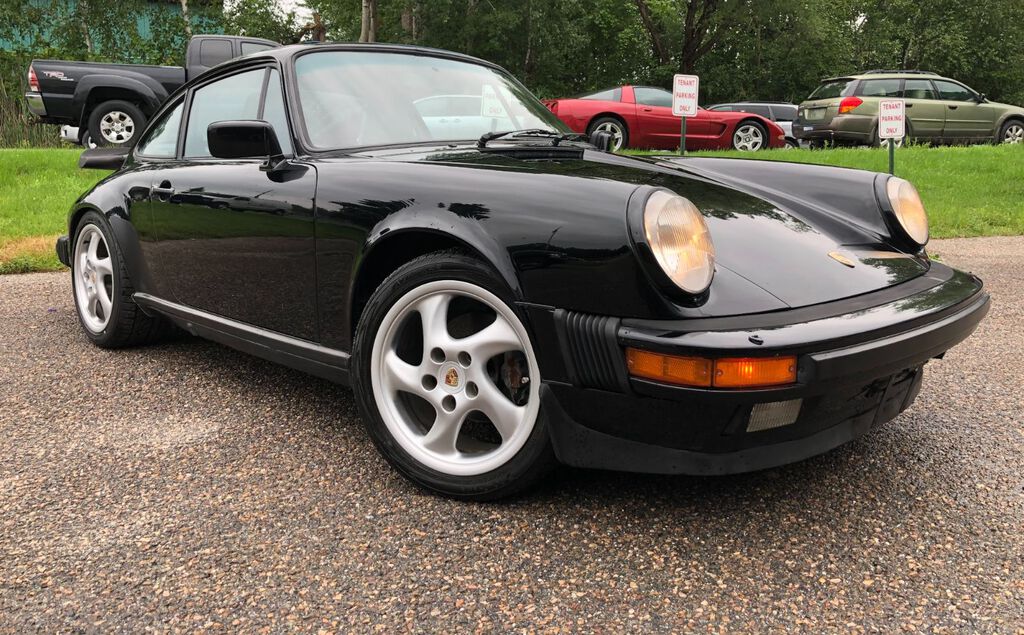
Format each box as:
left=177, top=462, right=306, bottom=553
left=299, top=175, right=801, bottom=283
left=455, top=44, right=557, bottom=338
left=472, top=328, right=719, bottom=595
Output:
left=71, top=211, right=173, bottom=348
left=587, top=117, right=628, bottom=151
left=1000, top=120, right=1024, bottom=144
left=88, top=100, right=146, bottom=147
left=732, top=120, right=767, bottom=151
left=352, top=252, right=555, bottom=500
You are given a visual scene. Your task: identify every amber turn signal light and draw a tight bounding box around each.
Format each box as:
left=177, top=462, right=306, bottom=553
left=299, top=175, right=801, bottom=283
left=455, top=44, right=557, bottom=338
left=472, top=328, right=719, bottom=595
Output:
left=626, top=348, right=712, bottom=387
left=625, top=349, right=797, bottom=389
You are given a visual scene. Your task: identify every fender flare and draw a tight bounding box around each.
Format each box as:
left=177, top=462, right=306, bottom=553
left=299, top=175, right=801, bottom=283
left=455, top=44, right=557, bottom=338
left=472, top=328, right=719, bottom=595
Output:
left=72, top=73, right=169, bottom=126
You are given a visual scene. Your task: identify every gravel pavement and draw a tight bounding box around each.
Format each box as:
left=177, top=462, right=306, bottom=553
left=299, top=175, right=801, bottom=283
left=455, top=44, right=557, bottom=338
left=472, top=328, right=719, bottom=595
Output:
left=1, top=237, right=1022, bottom=633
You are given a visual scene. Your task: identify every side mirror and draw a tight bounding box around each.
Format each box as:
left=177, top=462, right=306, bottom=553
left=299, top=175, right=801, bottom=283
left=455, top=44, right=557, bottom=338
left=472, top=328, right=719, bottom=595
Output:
left=207, top=120, right=283, bottom=169
left=977, top=93, right=987, bottom=102
left=79, top=147, right=130, bottom=170
left=589, top=129, right=614, bottom=152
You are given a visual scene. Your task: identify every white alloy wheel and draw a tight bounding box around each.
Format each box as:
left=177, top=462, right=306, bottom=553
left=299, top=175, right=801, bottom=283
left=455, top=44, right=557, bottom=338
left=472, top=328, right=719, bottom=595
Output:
left=369, top=279, right=541, bottom=476
left=99, top=110, right=135, bottom=145
left=73, top=224, right=115, bottom=334
left=879, top=136, right=905, bottom=149
left=1003, top=123, right=1024, bottom=144
left=733, top=123, right=764, bottom=151
left=594, top=120, right=625, bottom=151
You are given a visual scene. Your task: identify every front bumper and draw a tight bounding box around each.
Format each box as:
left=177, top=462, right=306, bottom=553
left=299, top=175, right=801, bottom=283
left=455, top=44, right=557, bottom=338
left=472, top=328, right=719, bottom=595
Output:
left=25, top=92, right=46, bottom=117
left=533, top=264, right=989, bottom=475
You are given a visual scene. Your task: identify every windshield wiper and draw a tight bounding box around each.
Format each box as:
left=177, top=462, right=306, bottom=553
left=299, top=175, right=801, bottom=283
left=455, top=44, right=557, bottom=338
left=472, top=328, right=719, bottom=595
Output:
left=477, top=129, right=585, bottom=148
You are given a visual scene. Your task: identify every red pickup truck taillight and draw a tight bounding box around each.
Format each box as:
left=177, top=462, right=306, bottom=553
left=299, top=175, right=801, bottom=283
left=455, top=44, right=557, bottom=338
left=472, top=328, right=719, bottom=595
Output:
left=28, top=65, right=39, bottom=92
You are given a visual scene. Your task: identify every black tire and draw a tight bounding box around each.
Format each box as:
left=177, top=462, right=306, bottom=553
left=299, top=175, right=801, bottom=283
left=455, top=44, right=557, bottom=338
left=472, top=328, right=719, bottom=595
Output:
left=587, top=116, right=629, bottom=151
left=351, top=251, right=557, bottom=500
left=785, top=138, right=799, bottom=149
left=71, top=211, right=174, bottom=348
left=998, top=119, right=1024, bottom=144
left=732, top=119, right=768, bottom=151
left=87, top=100, right=146, bottom=147
left=79, top=129, right=96, bottom=149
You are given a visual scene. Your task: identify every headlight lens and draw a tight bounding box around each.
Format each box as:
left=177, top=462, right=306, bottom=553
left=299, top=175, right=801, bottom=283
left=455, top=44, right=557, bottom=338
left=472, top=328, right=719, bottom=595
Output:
left=643, top=190, right=715, bottom=294
left=886, top=177, right=929, bottom=246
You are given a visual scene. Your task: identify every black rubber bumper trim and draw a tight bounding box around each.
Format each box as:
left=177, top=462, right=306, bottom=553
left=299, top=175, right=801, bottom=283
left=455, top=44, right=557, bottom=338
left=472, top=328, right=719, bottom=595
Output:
left=543, top=383, right=876, bottom=475
left=55, top=235, right=70, bottom=268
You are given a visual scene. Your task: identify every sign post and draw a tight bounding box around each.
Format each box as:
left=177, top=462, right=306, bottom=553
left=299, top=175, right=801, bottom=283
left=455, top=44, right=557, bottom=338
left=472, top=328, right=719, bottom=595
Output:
left=672, top=74, right=699, bottom=156
left=878, top=99, right=905, bottom=175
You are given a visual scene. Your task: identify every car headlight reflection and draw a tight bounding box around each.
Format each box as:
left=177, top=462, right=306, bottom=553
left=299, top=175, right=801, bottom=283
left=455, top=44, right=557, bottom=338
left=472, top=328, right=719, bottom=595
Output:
left=643, top=190, right=715, bottom=294
left=886, top=177, right=929, bottom=246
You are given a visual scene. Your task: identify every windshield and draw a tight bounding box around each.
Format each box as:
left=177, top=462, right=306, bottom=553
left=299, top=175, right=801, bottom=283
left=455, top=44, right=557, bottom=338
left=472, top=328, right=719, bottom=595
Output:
left=294, top=51, right=568, bottom=150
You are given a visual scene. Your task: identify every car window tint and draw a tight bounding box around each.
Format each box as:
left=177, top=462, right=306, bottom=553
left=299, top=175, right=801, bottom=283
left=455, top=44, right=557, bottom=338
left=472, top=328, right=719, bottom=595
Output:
left=708, top=105, right=732, bottom=111
left=808, top=79, right=853, bottom=99
left=580, top=88, right=621, bottom=102
left=136, top=101, right=183, bottom=157
left=185, top=68, right=265, bottom=157
left=261, top=69, right=292, bottom=155
left=934, top=80, right=974, bottom=101
left=772, top=105, right=797, bottom=121
left=902, top=79, right=937, bottom=100
left=859, top=79, right=902, bottom=97
left=634, top=87, right=673, bottom=108
left=736, top=105, right=771, bottom=118
left=199, top=39, right=233, bottom=68
left=242, top=42, right=274, bottom=55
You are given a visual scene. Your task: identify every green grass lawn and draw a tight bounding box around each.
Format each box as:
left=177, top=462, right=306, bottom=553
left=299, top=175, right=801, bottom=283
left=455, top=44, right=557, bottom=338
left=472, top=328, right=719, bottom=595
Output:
left=0, top=144, right=1021, bottom=274
left=0, top=149, right=110, bottom=274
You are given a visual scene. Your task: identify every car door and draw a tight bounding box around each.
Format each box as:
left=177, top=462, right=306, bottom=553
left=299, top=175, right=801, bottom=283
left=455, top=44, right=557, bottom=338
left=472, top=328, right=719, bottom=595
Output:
left=632, top=87, right=681, bottom=149
left=900, top=78, right=944, bottom=140
left=933, top=79, right=994, bottom=140
left=148, top=65, right=320, bottom=341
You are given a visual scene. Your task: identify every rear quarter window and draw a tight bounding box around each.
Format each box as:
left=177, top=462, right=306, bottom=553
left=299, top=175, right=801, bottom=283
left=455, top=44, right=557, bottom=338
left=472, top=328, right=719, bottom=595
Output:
left=808, top=79, right=854, bottom=100
left=858, top=79, right=902, bottom=97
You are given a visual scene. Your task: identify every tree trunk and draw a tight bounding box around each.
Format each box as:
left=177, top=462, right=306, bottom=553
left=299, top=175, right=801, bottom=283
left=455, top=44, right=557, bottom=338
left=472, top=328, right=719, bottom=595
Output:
left=633, top=0, right=670, bottom=65
left=360, top=0, right=377, bottom=43
left=179, top=0, right=192, bottom=37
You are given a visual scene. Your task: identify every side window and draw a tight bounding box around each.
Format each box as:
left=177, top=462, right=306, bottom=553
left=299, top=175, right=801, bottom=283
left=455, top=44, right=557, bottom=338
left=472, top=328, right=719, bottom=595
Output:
left=136, top=101, right=183, bottom=157
left=934, top=80, right=974, bottom=101
left=709, top=105, right=733, bottom=111
left=903, top=79, right=937, bottom=100
left=737, top=105, right=771, bottom=118
left=634, top=87, right=673, bottom=108
left=261, top=69, right=293, bottom=155
left=858, top=79, right=902, bottom=97
left=772, top=105, right=797, bottom=122
left=242, top=42, right=275, bottom=55
left=199, top=39, right=233, bottom=68
left=184, top=68, right=265, bottom=157
left=580, top=88, right=621, bottom=102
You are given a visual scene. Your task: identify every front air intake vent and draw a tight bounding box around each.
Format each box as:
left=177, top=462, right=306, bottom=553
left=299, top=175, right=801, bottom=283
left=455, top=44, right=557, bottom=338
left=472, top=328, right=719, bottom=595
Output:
left=557, top=310, right=629, bottom=392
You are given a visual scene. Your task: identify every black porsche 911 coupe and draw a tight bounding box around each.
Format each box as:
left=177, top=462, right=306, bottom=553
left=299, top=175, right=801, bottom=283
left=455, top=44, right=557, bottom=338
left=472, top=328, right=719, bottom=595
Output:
left=60, top=43, right=989, bottom=499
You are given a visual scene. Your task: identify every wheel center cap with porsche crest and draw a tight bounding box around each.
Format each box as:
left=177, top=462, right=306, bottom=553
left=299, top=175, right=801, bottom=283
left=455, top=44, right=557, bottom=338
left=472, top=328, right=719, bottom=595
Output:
left=439, top=363, right=463, bottom=394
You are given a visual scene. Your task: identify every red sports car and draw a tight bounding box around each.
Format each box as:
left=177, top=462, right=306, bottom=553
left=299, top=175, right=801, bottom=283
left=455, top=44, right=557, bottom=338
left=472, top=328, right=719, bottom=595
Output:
left=543, top=85, right=786, bottom=152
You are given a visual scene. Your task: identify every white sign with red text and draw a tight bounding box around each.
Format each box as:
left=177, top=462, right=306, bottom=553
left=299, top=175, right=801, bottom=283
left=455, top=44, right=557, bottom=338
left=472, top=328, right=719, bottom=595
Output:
left=672, top=74, right=700, bottom=117
left=878, top=99, right=906, bottom=139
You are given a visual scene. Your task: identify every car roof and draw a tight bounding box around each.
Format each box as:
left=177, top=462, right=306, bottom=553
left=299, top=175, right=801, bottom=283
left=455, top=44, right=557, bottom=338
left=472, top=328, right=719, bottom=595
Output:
left=823, top=71, right=945, bottom=81
left=233, top=41, right=506, bottom=73
left=710, top=101, right=796, bottom=106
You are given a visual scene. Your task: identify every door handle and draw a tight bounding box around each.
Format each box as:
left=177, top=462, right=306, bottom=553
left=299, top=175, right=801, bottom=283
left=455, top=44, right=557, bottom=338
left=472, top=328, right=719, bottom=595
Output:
left=642, top=107, right=653, bottom=112
left=905, top=103, right=913, bottom=108
left=948, top=105, right=959, bottom=110
left=151, top=181, right=175, bottom=200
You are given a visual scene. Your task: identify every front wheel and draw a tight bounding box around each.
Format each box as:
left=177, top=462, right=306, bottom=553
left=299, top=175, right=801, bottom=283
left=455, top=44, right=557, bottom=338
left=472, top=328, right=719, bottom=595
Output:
left=588, top=117, right=628, bottom=151
left=352, top=252, right=555, bottom=500
left=732, top=120, right=767, bottom=151
left=1000, top=120, right=1024, bottom=144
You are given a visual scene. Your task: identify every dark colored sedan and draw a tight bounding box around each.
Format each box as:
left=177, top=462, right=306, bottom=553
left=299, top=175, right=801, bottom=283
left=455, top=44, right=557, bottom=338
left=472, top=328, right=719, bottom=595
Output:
left=61, top=43, right=988, bottom=499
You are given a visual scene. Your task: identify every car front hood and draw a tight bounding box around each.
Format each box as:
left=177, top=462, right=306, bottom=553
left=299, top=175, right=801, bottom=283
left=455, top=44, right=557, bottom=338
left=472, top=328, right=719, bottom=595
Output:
left=391, top=146, right=929, bottom=311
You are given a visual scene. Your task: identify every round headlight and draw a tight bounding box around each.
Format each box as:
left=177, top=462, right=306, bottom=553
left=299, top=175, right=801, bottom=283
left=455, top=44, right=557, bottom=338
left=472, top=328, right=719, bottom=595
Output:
left=886, top=177, right=929, bottom=246
left=642, top=190, right=715, bottom=294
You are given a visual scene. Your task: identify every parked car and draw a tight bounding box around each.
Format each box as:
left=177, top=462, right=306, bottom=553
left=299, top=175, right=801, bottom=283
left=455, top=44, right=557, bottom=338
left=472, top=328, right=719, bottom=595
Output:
left=25, top=34, right=277, bottom=147
left=543, top=85, right=786, bottom=151
left=707, top=102, right=799, bottom=147
left=794, top=70, right=1024, bottom=147
left=63, top=44, right=988, bottom=499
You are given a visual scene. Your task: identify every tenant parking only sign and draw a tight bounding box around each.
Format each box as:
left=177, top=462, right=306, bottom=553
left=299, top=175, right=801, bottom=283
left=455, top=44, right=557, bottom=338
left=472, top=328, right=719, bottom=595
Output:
left=878, top=99, right=905, bottom=139
left=672, top=74, right=699, bottom=117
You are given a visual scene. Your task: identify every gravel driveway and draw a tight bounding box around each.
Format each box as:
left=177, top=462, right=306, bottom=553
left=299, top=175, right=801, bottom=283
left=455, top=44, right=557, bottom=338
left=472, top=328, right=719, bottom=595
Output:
left=1, top=237, right=1022, bottom=633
